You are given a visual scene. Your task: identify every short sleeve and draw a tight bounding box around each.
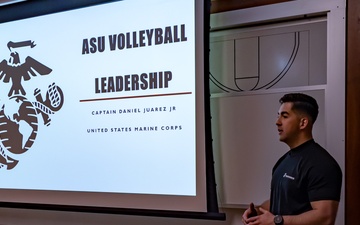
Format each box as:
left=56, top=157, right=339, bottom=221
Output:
left=307, top=159, right=342, bottom=202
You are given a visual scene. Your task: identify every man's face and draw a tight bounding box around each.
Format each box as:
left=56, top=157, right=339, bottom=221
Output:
left=276, top=102, right=302, bottom=147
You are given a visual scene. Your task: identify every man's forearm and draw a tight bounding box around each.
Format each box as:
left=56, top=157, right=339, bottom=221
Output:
left=259, top=200, right=270, bottom=212
left=283, top=200, right=339, bottom=225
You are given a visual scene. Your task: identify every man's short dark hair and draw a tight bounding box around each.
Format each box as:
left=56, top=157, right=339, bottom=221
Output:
left=279, top=93, right=319, bottom=123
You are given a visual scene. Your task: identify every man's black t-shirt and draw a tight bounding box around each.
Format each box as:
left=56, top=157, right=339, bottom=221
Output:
left=270, top=139, right=342, bottom=215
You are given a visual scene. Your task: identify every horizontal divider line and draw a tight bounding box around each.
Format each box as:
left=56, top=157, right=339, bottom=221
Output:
left=80, top=92, right=192, bottom=103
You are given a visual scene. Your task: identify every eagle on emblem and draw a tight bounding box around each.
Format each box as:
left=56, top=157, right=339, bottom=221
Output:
left=0, top=40, right=52, bottom=97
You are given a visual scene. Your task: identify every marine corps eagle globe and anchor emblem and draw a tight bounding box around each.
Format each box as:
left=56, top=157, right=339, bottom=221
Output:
left=0, top=40, right=64, bottom=170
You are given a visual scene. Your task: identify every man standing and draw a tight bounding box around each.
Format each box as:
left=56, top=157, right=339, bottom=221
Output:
left=242, top=93, right=342, bottom=225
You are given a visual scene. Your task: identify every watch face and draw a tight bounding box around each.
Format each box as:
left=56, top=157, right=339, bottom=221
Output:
left=274, top=215, right=283, bottom=224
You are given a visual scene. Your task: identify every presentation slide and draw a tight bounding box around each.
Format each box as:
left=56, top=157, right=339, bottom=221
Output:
left=0, top=0, right=199, bottom=200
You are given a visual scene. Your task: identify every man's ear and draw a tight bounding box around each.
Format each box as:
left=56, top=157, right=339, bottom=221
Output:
left=299, top=117, right=309, bottom=129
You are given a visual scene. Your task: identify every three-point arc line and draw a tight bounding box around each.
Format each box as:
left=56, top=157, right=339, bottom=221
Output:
left=79, top=91, right=192, bottom=103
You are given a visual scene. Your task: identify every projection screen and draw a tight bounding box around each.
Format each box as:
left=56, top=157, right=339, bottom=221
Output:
left=0, top=0, right=224, bottom=219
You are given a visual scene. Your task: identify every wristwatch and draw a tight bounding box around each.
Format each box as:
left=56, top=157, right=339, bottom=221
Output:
left=274, top=215, right=284, bottom=225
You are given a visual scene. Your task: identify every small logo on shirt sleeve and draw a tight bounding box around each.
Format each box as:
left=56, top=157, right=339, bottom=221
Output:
left=283, top=173, right=295, bottom=180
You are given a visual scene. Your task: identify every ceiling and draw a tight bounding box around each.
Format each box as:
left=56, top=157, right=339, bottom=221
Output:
left=0, top=0, right=292, bottom=12
left=210, top=0, right=292, bottom=13
left=0, top=0, right=25, bottom=7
